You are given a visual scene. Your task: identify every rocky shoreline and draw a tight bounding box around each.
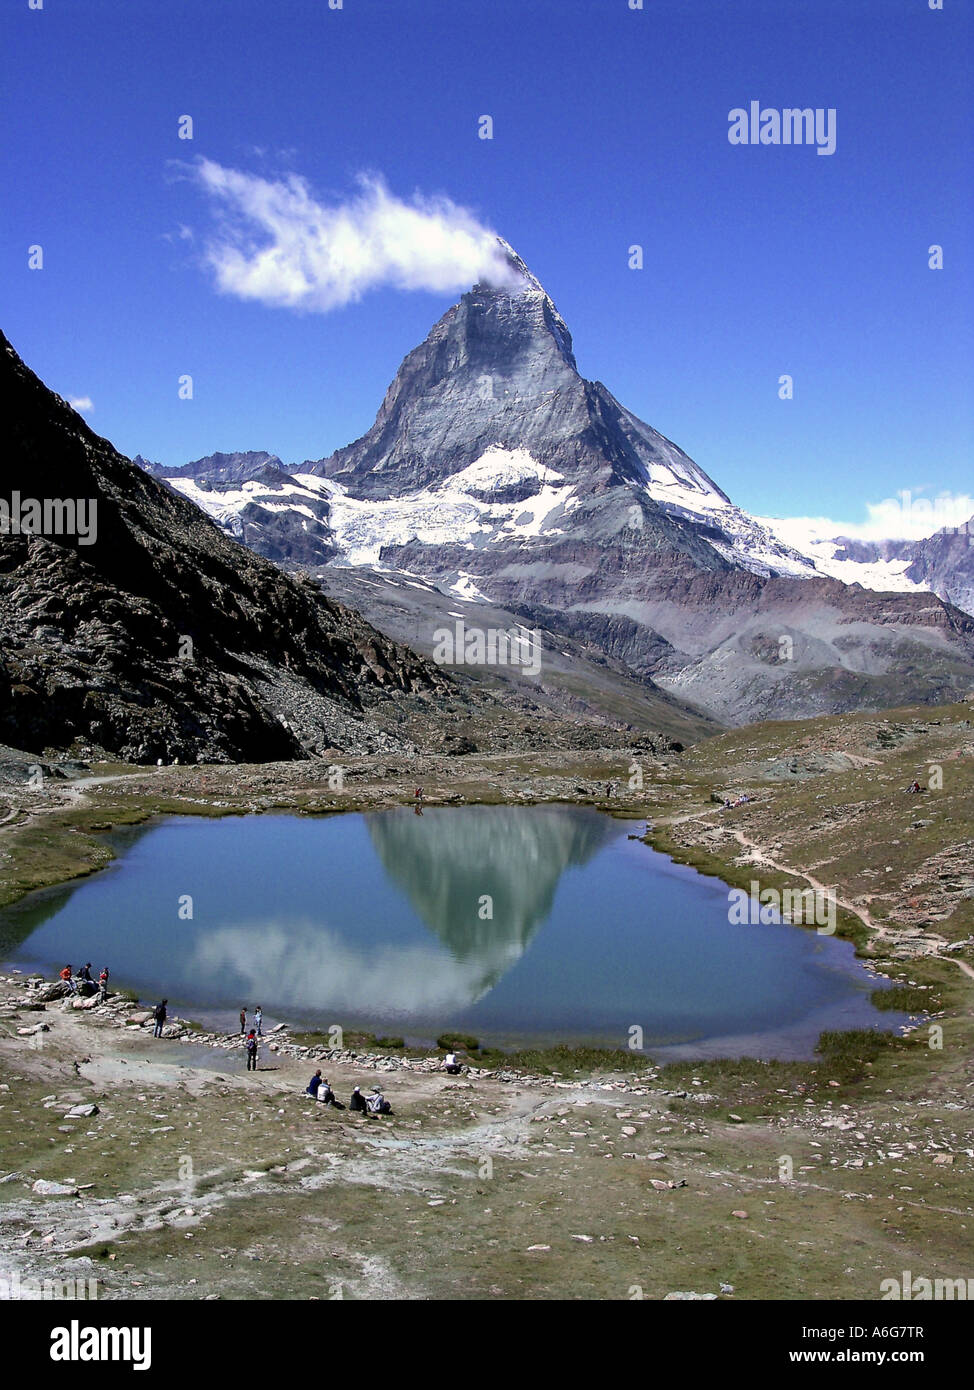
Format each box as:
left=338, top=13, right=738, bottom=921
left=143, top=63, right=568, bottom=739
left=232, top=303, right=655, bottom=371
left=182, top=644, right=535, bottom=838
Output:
left=2, top=971, right=667, bottom=1097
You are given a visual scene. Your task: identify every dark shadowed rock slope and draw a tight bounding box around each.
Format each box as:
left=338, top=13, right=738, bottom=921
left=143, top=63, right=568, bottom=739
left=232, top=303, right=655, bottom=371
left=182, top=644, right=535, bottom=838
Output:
left=0, top=332, right=463, bottom=763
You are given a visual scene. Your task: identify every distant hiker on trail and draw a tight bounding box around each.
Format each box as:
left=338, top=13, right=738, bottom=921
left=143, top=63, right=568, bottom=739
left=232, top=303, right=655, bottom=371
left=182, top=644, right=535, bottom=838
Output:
left=245, top=1030, right=258, bottom=1072
left=60, top=964, right=77, bottom=995
left=153, top=999, right=168, bottom=1038
left=239, top=1007, right=246, bottom=1035
left=349, top=1086, right=368, bottom=1113
left=443, top=1051, right=461, bottom=1075
left=98, top=966, right=110, bottom=1002
left=254, top=1006, right=263, bottom=1036
left=367, top=1086, right=392, bottom=1115
left=306, top=1069, right=323, bottom=1098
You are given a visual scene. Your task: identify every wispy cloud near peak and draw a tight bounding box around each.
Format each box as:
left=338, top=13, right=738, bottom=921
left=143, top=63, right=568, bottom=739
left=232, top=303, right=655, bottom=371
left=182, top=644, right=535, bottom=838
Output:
left=188, top=161, right=523, bottom=312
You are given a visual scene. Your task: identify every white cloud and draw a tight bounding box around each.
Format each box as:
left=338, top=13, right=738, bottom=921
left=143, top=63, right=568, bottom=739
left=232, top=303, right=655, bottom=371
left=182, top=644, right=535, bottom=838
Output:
left=68, top=396, right=94, bottom=413
left=759, top=490, right=974, bottom=545
left=189, top=161, right=524, bottom=312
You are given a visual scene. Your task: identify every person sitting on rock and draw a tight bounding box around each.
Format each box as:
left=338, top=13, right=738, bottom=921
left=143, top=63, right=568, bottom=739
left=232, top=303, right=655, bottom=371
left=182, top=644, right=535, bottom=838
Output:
left=316, top=1078, right=344, bottom=1108
left=443, top=1051, right=462, bottom=1076
left=349, top=1086, right=368, bottom=1113
left=60, top=964, right=78, bottom=995
left=306, top=1069, right=324, bottom=1098
left=367, top=1086, right=392, bottom=1115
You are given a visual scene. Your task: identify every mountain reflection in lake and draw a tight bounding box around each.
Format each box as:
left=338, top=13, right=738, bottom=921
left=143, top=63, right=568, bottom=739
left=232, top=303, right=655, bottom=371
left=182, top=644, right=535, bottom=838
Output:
left=364, top=804, right=613, bottom=994
left=0, top=805, right=906, bottom=1057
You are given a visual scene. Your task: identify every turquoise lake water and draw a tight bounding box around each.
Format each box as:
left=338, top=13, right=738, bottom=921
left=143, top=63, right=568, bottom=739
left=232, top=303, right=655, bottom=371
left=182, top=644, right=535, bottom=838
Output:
left=0, top=805, right=907, bottom=1058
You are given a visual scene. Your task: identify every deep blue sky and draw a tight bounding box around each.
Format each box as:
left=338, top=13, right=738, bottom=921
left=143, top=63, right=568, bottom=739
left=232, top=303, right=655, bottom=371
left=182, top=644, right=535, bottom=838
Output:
left=3, top=0, right=971, bottom=527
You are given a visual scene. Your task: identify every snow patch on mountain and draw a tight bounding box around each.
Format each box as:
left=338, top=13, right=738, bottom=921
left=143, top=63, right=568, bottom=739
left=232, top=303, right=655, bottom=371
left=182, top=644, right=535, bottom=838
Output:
left=755, top=516, right=925, bottom=593
left=639, top=471, right=820, bottom=578
left=165, top=474, right=331, bottom=536
left=446, top=445, right=563, bottom=494
left=448, top=572, right=489, bottom=602
left=645, top=458, right=727, bottom=505
left=291, top=449, right=575, bottom=567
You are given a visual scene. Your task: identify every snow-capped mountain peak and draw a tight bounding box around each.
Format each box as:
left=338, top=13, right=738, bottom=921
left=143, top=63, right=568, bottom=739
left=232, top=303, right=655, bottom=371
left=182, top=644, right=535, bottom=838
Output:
left=136, top=257, right=974, bottom=726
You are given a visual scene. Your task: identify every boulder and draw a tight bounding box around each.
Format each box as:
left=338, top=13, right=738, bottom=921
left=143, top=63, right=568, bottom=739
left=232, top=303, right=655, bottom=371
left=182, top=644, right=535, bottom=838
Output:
left=33, top=981, right=70, bottom=1003
left=32, top=1179, right=78, bottom=1196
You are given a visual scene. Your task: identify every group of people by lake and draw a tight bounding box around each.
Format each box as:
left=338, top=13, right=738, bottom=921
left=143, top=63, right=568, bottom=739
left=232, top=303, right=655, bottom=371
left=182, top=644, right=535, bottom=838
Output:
left=59, top=962, right=110, bottom=1002
left=47, top=969, right=467, bottom=1121
left=53, top=968, right=465, bottom=1106
left=300, top=1049, right=464, bottom=1113
left=305, top=1070, right=393, bottom=1114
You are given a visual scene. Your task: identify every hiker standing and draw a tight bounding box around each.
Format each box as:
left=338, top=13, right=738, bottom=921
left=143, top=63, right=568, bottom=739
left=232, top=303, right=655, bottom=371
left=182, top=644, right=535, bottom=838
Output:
left=245, top=1030, right=259, bottom=1072
left=254, top=1006, right=263, bottom=1036
left=98, top=966, right=110, bottom=1003
left=153, top=999, right=168, bottom=1038
left=239, top=1007, right=247, bottom=1035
